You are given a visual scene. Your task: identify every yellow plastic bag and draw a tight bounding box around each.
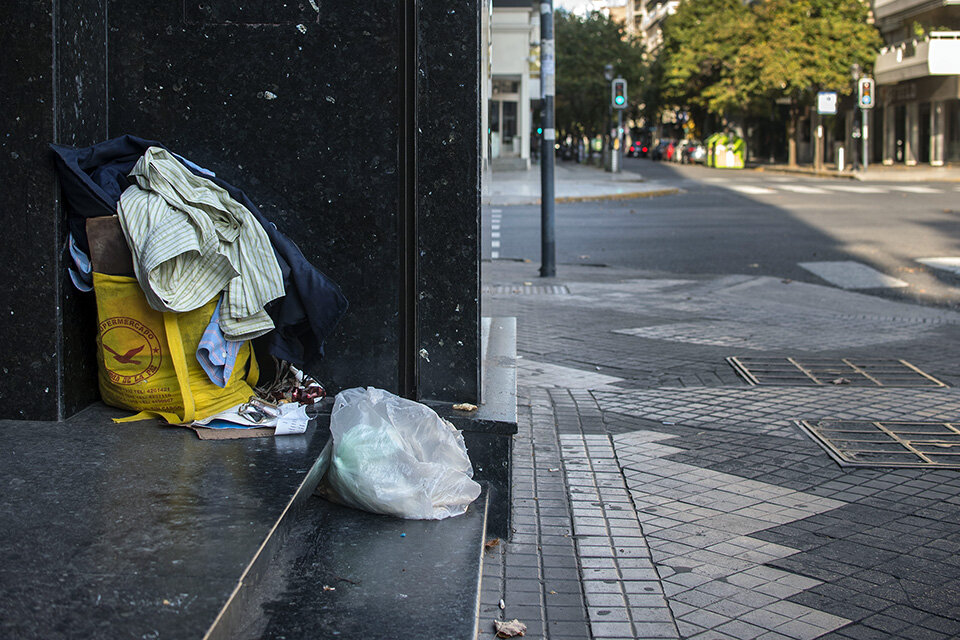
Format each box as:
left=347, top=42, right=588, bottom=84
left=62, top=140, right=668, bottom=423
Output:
left=92, top=273, right=258, bottom=424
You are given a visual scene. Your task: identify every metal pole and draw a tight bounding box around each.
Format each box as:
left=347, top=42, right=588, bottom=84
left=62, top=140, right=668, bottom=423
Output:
left=815, top=113, right=823, bottom=172
left=616, top=109, right=623, bottom=173
left=539, top=1, right=556, bottom=278
left=862, top=110, right=869, bottom=171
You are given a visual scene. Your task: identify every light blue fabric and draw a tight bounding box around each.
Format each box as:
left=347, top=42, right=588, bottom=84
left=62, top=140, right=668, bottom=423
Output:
left=196, top=298, right=243, bottom=388
left=68, top=233, right=93, bottom=291
left=68, top=268, right=93, bottom=292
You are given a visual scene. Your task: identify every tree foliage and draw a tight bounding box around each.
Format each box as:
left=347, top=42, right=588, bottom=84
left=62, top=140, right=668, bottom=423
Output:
left=659, top=0, right=755, bottom=116
left=658, top=0, right=881, bottom=116
left=554, top=11, right=645, bottom=138
left=742, top=0, right=880, bottom=105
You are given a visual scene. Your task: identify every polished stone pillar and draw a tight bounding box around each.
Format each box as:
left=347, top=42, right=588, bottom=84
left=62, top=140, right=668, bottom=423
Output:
left=905, top=102, right=919, bottom=165
left=931, top=100, right=945, bottom=166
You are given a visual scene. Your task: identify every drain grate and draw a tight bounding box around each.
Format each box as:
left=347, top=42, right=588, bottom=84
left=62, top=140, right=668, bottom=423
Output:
left=482, top=284, right=570, bottom=295
left=727, top=357, right=947, bottom=388
left=797, top=420, right=960, bottom=468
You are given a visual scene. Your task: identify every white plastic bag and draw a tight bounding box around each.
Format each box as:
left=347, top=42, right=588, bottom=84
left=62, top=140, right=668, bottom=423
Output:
left=321, top=387, right=482, bottom=520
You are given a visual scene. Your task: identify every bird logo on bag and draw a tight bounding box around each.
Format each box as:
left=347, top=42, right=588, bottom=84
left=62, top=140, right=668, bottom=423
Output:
left=103, top=343, right=145, bottom=365
left=98, top=317, right=162, bottom=385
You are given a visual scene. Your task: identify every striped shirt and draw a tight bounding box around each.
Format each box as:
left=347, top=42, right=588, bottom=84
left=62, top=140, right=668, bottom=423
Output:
left=118, top=147, right=284, bottom=341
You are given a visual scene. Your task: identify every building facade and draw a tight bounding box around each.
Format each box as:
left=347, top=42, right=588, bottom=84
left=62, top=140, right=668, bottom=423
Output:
left=872, top=0, right=960, bottom=165
left=624, top=0, right=679, bottom=50
left=482, top=0, right=540, bottom=170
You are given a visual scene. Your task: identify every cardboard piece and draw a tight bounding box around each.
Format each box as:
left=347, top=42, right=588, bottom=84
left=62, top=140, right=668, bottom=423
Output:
left=188, top=426, right=276, bottom=440
left=86, top=215, right=135, bottom=276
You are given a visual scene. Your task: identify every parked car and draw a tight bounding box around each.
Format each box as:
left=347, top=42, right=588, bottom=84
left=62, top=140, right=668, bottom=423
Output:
left=685, top=140, right=707, bottom=164
left=627, top=141, right=649, bottom=158
left=650, top=140, right=675, bottom=162
left=675, top=139, right=707, bottom=164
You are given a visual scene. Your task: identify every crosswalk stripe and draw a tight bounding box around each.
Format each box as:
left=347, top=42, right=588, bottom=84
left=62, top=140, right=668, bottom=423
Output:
left=715, top=182, right=947, bottom=196
left=822, top=184, right=886, bottom=193
left=799, top=261, right=908, bottom=289
left=889, top=185, right=942, bottom=194
left=775, top=184, right=828, bottom=194
left=917, top=257, right=960, bottom=275
left=728, top=185, right=777, bottom=195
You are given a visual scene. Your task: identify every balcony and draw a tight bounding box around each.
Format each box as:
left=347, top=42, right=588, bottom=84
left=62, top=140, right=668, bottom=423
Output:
left=875, top=32, right=960, bottom=84
left=874, top=0, right=937, bottom=22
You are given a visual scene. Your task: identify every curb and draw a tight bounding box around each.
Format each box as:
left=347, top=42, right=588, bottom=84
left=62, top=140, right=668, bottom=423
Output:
left=483, top=187, right=681, bottom=206
left=749, top=166, right=858, bottom=181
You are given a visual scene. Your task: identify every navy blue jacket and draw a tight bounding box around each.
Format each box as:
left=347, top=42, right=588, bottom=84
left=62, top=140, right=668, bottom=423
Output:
left=51, top=135, right=348, bottom=368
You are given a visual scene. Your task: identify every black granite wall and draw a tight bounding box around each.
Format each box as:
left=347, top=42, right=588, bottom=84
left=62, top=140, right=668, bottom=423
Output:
left=0, top=1, right=480, bottom=420
left=0, top=1, right=105, bottom=420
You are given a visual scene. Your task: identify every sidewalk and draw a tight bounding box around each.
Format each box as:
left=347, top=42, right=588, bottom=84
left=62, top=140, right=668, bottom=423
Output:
left=483, top=162, right=679, bottom=206
left=479, top=260, right=960, bottom=640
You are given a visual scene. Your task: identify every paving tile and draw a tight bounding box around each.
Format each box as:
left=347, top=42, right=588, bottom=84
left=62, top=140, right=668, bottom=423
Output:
left=588, top=606, right=631, bottom=622
left=589, top=620, right=636, bottom=638
left=680, top=608, right=730, bottom=630
left=632, top=621, right=681, bottom=638
left=631, top=606, right=675, bottom=623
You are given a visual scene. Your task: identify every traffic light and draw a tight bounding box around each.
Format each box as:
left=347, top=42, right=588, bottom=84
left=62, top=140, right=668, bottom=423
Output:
left=612, top=78, right=627, bottom=109
left=858, top=77, right=875, bottom=109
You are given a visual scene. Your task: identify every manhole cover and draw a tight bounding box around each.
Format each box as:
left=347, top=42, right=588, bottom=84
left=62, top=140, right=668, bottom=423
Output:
left=797, top=420, right=960, bottom=468
left=482, top=284, right=570, bottom=295
left=727, top=357, right=947, bottom=388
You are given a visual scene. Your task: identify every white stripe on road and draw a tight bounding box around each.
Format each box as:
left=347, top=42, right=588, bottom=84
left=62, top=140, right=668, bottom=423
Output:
left=917, top=257, right=960, bottom=275
left=491, top=240, right=500, bottom=248
left=492, top=209, right=503, bottom=213
left=823, top=184, right=886, bottom=193
left=799, top=261, right=908, bottom=289
left=775, top=184, right=828, bottom=194
left=491, top=231, right=500, bottom=238
left=728, top=185, right=777, bottom=195
left=888, top=185, right=942, bottom=194
left=491, top=251, right=499, bottom=259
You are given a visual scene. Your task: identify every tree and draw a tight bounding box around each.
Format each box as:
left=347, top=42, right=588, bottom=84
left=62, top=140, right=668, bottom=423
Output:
left=656, top=0, right=881, bottom=165
left=554, top=11, right=645, bottom=142
left=739, top=0, right=881, bottom=165
left=659, top=0, right=755, bottom=120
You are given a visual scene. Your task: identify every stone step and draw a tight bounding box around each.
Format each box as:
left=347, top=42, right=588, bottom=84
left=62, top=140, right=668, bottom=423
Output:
left=226, top=491, right=490, bottom=640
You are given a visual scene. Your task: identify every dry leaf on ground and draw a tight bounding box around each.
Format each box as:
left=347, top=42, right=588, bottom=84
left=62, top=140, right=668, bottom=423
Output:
left=494, top=619, right=527, bottom=638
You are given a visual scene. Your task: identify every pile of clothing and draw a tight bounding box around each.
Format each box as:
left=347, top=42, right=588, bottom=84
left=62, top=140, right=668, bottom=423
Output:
left=53, top=135, right=348, bottom=437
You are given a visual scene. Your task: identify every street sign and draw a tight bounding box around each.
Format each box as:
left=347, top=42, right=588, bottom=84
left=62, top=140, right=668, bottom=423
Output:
left=858, top=77, right=875, bottom=109
left=817, top=91, right=838, bottom=115
left=611, top=77, right=627, bottom=110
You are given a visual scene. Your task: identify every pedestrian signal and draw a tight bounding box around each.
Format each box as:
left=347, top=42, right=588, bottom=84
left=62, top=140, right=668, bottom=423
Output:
left=612, top=78, right=627, bottom=109
left=858, top=77, right=874, bottom=109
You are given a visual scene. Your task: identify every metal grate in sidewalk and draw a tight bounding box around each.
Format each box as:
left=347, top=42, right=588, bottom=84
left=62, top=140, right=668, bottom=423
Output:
left=727, top=357, right=948, bottom=388
left=797, top=419, right=960, bottom=468
left=482, top=284, right=570, bottom=295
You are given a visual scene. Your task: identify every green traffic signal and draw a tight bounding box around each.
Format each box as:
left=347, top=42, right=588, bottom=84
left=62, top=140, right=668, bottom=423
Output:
left=615, top=96, right=625, bottom=105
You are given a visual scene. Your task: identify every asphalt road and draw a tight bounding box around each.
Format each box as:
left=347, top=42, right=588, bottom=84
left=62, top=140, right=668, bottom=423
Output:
left=483, top=158, right=960, bottom=309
